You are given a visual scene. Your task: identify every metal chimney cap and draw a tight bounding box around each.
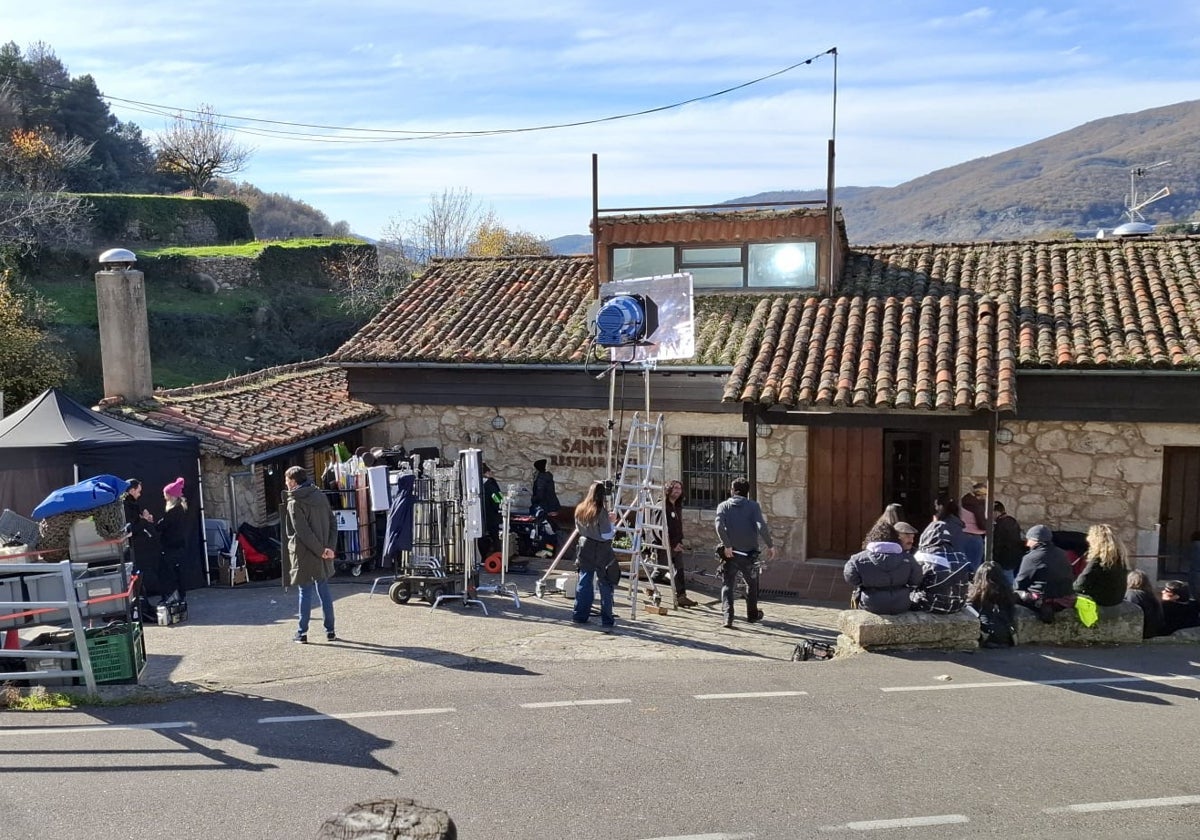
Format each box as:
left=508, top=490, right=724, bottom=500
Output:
left=98, top=248, right=137, bottom=266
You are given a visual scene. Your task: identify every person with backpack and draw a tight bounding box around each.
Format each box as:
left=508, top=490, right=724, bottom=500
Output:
left=572, top=481, right=620, bottom=633
left=967, top=561, right=1017, bottom=648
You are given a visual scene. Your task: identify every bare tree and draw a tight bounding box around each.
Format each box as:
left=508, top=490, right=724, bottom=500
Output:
left=0, top=84, right=91, bottom=252
left=155, top=104, right=252, bottom=195
left=382, top=188, right=493, bottom=267
left=322, top=245, right=412, bottom=319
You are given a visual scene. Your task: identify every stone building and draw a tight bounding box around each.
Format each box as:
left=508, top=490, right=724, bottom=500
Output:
left=101, top=360, right=382, bottom=528
left=327, top=206, right=1200, bottom=600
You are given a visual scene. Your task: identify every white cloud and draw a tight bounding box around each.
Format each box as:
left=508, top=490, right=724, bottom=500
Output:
left=7, top=0, right=1200, bottom=240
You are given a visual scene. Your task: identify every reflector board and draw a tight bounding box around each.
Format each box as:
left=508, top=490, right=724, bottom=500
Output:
left=600, top=273, right=695, bottom=362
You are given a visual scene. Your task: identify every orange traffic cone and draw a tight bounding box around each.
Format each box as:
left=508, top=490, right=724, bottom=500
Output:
left=3, top=628, right=19, bottom=650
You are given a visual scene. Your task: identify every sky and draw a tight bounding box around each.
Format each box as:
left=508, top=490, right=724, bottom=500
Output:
left=7, top=1, right=1200, bottom=241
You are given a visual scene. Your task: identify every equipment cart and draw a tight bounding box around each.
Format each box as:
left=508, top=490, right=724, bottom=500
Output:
left=386, top=464, right=468, bottom=605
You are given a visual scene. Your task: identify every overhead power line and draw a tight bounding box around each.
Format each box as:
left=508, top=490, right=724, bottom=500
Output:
left=0, top=48, right=836, bottom=144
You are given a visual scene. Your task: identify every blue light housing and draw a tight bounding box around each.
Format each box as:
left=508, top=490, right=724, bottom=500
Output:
left=595, top=294, right=651, bottom=347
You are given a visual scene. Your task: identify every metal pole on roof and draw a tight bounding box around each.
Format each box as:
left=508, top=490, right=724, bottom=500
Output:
left=826, top=47, right=838, bottom=297
left=591, top=153, right=600, bottom=299
left=985, top=410, right=997, bottom=566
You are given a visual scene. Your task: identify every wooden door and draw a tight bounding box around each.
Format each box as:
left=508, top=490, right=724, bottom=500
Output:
left=1159, top=447, right=1200, bottom=575
left=807, top=427, right=884, bottom=558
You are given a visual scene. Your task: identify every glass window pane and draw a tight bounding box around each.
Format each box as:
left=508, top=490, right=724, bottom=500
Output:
left=612, top=247, right=674, bottom=281
left=681, top=247, right=742, bottom=265
left=748, top=242, right=817, bottom=288
left=689, top=266, right=745, bottom=288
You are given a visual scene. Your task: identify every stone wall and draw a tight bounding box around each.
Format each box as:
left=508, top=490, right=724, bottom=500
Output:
left=958, top=420, right=1197, bottom=577
left=185, top=257, right=258, bottom=291
left=362, top=404, right=808, bottom=563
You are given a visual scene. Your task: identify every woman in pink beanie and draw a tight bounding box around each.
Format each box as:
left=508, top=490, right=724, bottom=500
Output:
left=156, top=477, right=187, bottom=604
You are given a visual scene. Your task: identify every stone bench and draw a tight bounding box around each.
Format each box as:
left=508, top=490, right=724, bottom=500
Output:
left=837, top=609, right=980, bottom=651
left=1013, top=600, right=1142, bottom=646
left=838, top=600, right=1147, bottom=652
left=1146, top=626, right=1200, bottom=645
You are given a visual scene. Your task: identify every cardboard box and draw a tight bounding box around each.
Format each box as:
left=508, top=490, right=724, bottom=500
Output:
left=220, top=565, right=248, bottom=586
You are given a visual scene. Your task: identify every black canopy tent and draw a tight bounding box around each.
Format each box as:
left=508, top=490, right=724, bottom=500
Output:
left=0, top=388, right=206, bottom=591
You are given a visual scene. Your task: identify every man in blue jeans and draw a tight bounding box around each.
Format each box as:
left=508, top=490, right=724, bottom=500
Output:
left=714, top=477, right=778, bottom=628
left=283, top=466, right=339, bottom=643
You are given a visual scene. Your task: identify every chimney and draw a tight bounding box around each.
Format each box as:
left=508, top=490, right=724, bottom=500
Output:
left=95, top=248, right=153, bottom=403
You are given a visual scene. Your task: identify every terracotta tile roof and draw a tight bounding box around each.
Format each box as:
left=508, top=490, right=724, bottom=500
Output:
left=593, top=206, right=843, bottom=246
left=331, top=255, right=597, bottom=364
left=331, top=236, right=1200, bottom=415
left=99, top=360, right=382, bottom=460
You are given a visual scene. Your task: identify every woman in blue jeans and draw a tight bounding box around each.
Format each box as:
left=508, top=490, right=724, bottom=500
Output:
left=572, top=481, right=619, bottom=632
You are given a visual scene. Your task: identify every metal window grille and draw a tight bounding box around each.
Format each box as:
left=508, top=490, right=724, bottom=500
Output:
left=681, top=436, right=747, bottom=510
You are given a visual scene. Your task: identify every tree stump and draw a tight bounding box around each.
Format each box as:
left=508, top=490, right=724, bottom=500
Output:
left=316, top=798, right=456, bottom=840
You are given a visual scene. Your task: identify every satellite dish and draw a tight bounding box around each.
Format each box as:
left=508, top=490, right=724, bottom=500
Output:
left=1112, top=222, right=1155, bottom=237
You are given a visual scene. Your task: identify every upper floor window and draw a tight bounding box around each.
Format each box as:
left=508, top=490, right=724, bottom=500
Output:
left=612, top=242, right=817, bottom=289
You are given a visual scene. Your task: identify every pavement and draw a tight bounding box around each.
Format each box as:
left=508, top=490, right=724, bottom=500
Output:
left=113, top=562, right=845, bottom=699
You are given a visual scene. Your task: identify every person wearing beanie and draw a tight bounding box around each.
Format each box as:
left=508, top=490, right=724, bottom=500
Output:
left=530, top=458, right=560, bottom=515
left=1013, top=523, right=1075, bottom=621
left=155, top=477, right=188, bottom=604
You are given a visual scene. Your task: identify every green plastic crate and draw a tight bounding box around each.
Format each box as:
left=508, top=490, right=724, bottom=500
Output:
left=85, top=622, right=144, bottom=685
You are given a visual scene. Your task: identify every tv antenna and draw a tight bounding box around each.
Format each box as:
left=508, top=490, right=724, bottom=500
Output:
left=1107, top=161, right=1170, bottom=238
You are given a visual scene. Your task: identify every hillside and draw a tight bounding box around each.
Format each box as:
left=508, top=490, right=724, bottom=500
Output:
left=727, top=99, right=1200, bottom=244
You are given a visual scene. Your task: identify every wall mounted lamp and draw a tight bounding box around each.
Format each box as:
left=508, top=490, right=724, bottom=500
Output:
left=490, top=411, right=507, bottom=431
left=755, top=423, right=773, bottom=439
left=995, top=427, right=1014, bottom=445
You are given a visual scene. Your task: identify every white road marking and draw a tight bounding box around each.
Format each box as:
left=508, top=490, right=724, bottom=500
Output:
left=638, top=834, right=755, bottom=840
left=693, top=691, right=807, bottom=700
left=257, top=708, right=454, bottom=724
left=520, top=698, right=632, bottom=708
left=0, top=721, right=193, bottom=737
left=1044, top=794, right=1200, bottom=814
left=828, top=814, right=970, bottom=831
left=881, top=674, right=1200, bottom=692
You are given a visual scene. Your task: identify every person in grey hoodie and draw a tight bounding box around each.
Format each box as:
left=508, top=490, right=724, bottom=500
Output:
left=844, top=522, right=923, bottom=615
left=714, top=477, right=777, bottom=628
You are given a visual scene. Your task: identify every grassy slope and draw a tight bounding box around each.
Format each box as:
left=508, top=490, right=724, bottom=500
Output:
left=29, top=241, right=362, bottom=401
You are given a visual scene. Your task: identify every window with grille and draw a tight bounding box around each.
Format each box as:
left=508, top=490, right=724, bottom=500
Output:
left=681, top=436, right=747, bottom=510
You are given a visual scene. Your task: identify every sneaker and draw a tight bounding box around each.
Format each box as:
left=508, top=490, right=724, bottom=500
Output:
left=601, top=626, right=615, bottom=634
left=326, top=632, right=337, bottom=642
left=676, top=596, right=698, bottom=608
left=722, top=619, right=734, bottom=628
left=748, top=609, right=765, bottom=624
left=293, top=633, right=308, bottom=644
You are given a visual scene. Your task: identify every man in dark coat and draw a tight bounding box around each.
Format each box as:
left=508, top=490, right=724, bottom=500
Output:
left=991, top=502, right=1024, bottom=584
left=530, top=459, right=561, bottom=514
left=283, top=466, right=338, bottom=644
left=1014, top=524, right=1075, bottom=621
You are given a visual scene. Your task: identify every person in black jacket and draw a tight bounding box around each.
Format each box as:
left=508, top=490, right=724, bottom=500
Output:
left=1014, top=524, right=1075, bottom=621
left=1073, top=524, right=1129, bottom=606
left=156, top=477, right=188, bottom=605
left=530, top=459, right=560, bottom=515
left=844, top=522, right=922, bottom=615
left=1159, top=580, right=1200, bottom=635
left=1124, top=569, right=1164, bottom=638
left=478, top=463, right=503, bottom=563
left=991, top=502, right=1024, bottom=585
left=662, top=480, right=696, bottom=608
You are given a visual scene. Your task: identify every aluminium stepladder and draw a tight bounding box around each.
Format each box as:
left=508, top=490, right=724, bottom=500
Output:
left=534, top=413, right=676, bottom=619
